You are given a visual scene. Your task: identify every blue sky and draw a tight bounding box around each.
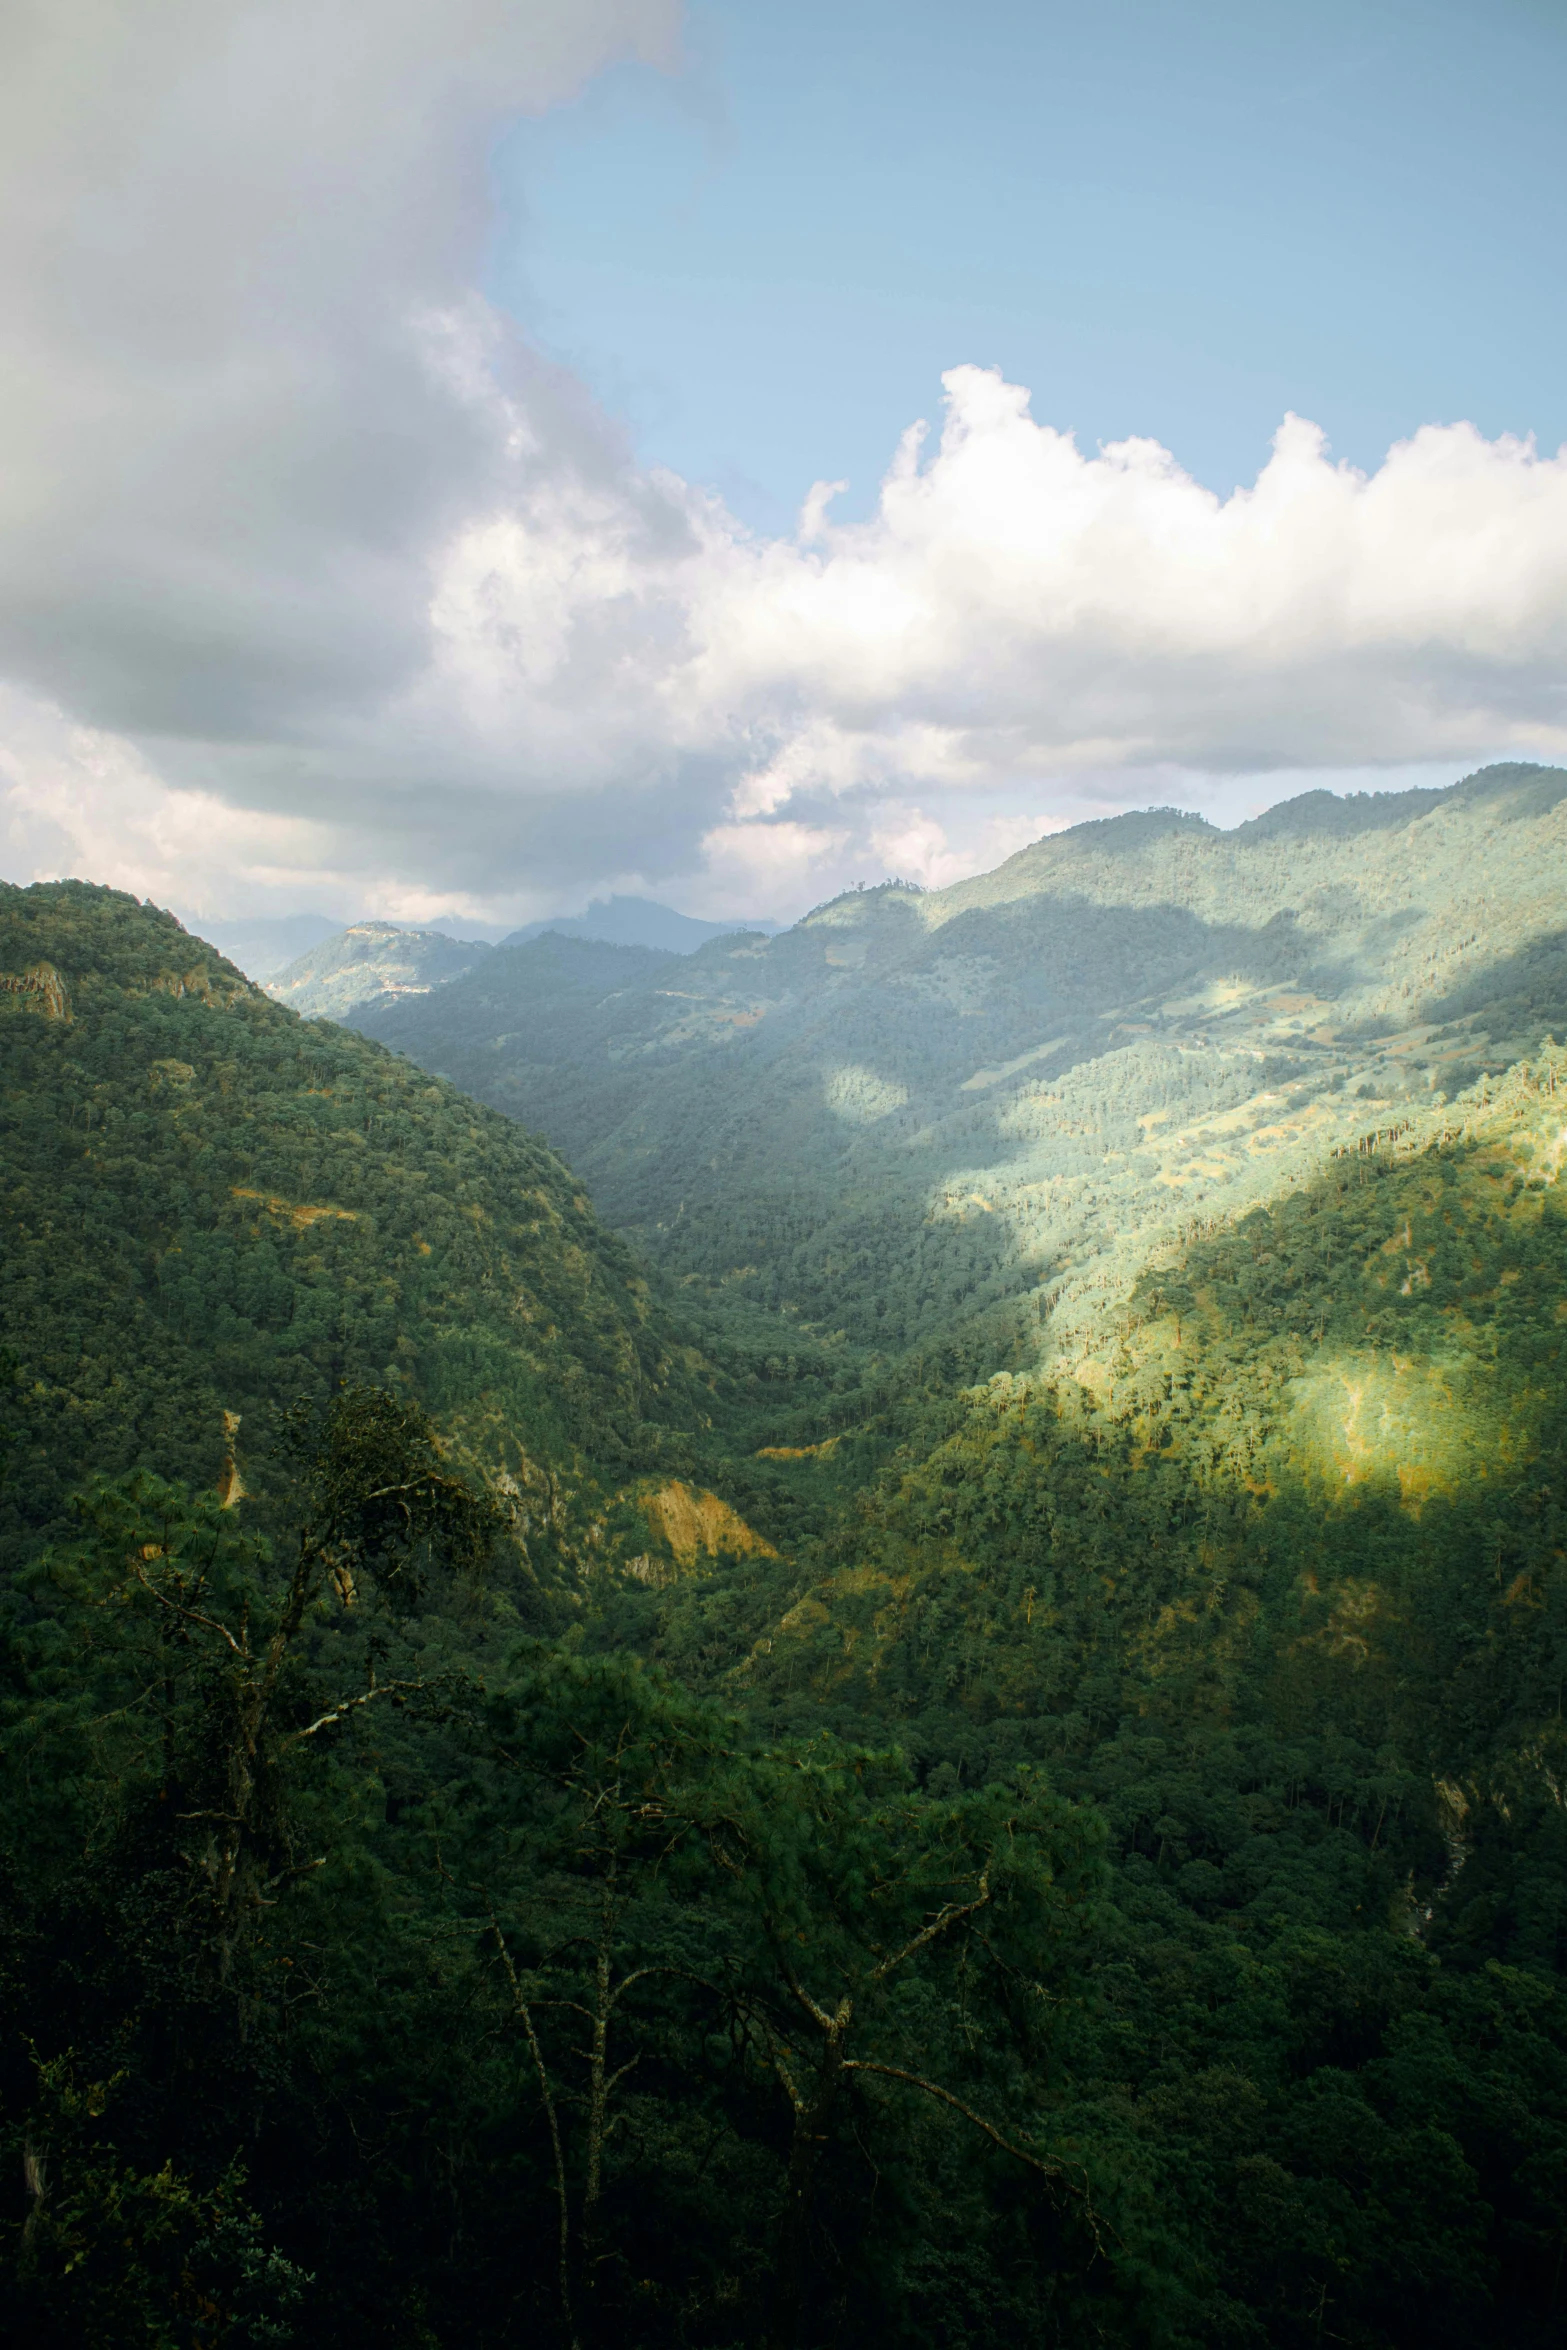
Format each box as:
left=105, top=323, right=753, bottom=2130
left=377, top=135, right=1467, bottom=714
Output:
left=4, top=0, right=1567, bottom=925
left=496, top=0, right=1567, bottom=532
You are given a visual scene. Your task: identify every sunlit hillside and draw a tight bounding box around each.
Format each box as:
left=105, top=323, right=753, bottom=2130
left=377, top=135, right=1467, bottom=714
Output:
left=362, top=764, right=1567, bottom=1378
left=609, top=1058, right=1567, bottom=2344
left=267, top=920, right=490, bottom=1019
left=706, top=1052, right=1567, bottom=1791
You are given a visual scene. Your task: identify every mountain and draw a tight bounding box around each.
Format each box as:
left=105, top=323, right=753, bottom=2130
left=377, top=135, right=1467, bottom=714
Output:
left=351, top=766, right=1567, bottom=2344
left=0, top=888, right=1128, bottom=2350
left=265, top=918, right=492, bottom=1019
left=633, top=1053, right=1567, bottom=2346
left=179, top=910, right=347, bottom=982
left=501, top=892, right=778, bottom=954
left=8, top=832, right=1567, bottom=2345
left=672, top=1047, right=1567, bottom=1871
left=0, top=882, right=724, bottom=1577
left=260, top=899, right=776, bottom=1025
left=359, top=762, right=1567, bottom=1378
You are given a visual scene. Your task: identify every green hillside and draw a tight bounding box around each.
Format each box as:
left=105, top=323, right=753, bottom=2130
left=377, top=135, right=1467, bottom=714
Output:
left=662, top=1057, right=1567, bottom=1860
left=621, top=1061, right=1567, bottom=2346
left=361, top=763, right=1567, bottom=1379
left=7, top=845, right=1567, bottom=2348
left=0, top=881, right=707, bottom=1576
left=266, top=918, right=490, bottom=1020
left=343, top=768, right=1567, bottom=2345
left=0, top=890, right=1130, bottom=2350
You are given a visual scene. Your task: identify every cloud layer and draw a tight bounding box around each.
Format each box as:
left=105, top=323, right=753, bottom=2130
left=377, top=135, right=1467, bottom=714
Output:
left=2, top=2, right=1566, bottom=923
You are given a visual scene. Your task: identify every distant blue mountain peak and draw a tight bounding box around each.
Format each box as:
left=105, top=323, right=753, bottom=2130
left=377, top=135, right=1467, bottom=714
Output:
left=501, top=894, right=778, bottom=955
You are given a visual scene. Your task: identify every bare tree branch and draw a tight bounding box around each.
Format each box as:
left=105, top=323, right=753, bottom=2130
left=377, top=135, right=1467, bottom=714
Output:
left=842, top=2061, right=1110, bottom=2256
left=292, top=1673, right=435, bottom=1741
left=491, top=1916, right=580, bottom=2350
left=128, top=1562, right=245, bottom=1657
left=843, top=2058, right=1058, bottom=2173
left=782, top=1964, right=850, bottom=2037
left=871, top=1861, right=993, bottom=1983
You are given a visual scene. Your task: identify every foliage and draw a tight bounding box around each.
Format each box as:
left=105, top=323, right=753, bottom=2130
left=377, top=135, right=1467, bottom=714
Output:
left=2, top=1413, right=1119, bottom=2347
left=9, top=855, right=1567, bottom=2342
left=637, top=1068, right=1567, bottom=2343
left=0, top=880, right=713, bottom=1580
left=12, top=2053, right=305, bottom=2350
left=360, top=762, right=1567, bottom=1372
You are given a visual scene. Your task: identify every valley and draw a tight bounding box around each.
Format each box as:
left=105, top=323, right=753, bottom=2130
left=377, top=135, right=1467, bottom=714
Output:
left=4, top=778, right=1567, bottom=2350
left=361, top=763, right=1567, bottom=1390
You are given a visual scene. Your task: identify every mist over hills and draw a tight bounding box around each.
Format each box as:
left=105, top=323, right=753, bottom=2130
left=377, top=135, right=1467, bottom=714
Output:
left=360, top=762, right=1567, bottom=1372
left=182, top=910, right=347, bottom=983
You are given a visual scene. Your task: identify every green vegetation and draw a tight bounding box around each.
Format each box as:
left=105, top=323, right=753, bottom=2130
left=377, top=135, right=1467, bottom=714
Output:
left=0, top=880, right=714, bottom=1584
left=266, top=920, right=490, bottom=1020
left=6, top=843, right=1567, bottom=2345
left=624, top=1066, right=1567, bottom=2344
left=362, top=762, right=1567, bottom=1377
left=2, top=1389, right=1111, bottom=2348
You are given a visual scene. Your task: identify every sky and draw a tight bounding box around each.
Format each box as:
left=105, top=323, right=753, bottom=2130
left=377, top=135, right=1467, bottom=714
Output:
left=1, top=0, right=1565, bottom=931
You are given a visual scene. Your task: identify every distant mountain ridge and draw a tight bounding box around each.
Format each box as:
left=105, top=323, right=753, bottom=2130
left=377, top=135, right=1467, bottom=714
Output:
left=358, top=762, right=1567, bottom=1373
left=265, top=920, right=492, bottom=1017
left=182, top=909, right=347, bottom=982
left=262, top=895, right=774, bottom=1017
left=502, top=893, right=777, bottom=954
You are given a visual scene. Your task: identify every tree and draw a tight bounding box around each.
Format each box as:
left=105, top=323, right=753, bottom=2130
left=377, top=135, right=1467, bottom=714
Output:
left=0, top=1388, right=496, bottom=2346
left=439, top=1650, right=1107, bottom=2349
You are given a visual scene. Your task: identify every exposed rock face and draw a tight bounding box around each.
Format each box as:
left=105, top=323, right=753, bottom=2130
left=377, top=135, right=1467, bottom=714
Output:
left=636, top=1479, right=778, bottom=1569
left=0, top=961, right=70, bottom=1020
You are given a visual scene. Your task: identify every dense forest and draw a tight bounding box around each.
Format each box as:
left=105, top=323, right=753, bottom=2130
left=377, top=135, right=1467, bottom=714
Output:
left=4, top=844, right=1567, bottom=2347
left=0, top=880, right=737, bottom=1586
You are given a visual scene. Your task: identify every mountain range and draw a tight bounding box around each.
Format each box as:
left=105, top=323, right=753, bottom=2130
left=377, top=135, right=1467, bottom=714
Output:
left=263, top=895, right=777, bottom=1018
left=4, top=776, right=1567, bottom=2349
left=359, top=762, right=1567, bottom=1373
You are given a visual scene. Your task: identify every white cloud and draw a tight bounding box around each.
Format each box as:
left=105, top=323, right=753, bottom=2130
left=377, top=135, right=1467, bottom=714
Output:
left=0, top=2, right=1564, bottom=925
left=673, top=380, right=1567, bottom=782
left=404, top=363, right=1567, bottom=899
left=693, top=817, right=852, bottom=919
left=0, top=0, right=678, bottom=741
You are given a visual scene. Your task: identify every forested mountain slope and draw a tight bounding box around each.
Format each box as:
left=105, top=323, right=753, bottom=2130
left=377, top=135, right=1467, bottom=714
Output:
left=267, top=919, right=490, bottom=1018
left=362, top=763, right=1567, bottom=1373
left=345, top=768, right=1567, bottom=2342
left=0, top=883, right=710, bottom=1573
left=0, top=889, right=1135, bottom=2350
left=617, top=1057, right=1567, bottom=2345
left=662, top=1055, right=1567, bottom=1839
left=6, top=866, right=1567, bottom=2344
